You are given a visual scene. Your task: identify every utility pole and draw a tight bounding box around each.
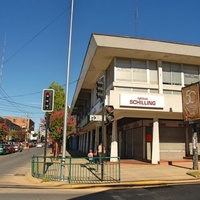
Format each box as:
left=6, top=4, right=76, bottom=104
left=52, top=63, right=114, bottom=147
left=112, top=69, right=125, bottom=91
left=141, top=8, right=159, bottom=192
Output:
left=43, top=112, right=50, bottom=174
left=60, top=0, right=74, bottom=181
left=96, top=75, right=105, bottom=181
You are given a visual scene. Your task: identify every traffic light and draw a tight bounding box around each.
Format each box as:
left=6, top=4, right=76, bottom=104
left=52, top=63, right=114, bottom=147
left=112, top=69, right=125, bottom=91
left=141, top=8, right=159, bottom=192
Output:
left=42, top=89, right=54, bottom=112
left=105, top=105, right=114, bottom=125
left=96, top=76, right=105, bottom=101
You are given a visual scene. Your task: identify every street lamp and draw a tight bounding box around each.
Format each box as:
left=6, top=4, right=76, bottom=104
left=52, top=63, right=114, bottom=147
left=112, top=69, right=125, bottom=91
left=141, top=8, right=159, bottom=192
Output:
left=60, top=0, right=74, bottom=181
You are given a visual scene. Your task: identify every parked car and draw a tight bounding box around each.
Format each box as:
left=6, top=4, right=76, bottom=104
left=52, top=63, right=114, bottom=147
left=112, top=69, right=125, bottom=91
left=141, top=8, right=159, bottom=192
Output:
left=7, top=144, right=15, bottom=153
left=36, top=143, right=44, bottom=148
left=13, top=143, right=23, bottom=152
left=0, top=144, right=9, bottom=155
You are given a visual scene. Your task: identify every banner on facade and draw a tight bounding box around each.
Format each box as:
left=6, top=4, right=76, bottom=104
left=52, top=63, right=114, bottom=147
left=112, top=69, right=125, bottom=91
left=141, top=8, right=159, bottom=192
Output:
left=182, top=81, right=200, bottom=122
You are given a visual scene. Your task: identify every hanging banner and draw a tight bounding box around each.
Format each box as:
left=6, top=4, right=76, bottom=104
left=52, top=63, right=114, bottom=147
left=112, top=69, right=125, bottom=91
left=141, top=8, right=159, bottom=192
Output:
left=182, top=81, right=200, bottom=122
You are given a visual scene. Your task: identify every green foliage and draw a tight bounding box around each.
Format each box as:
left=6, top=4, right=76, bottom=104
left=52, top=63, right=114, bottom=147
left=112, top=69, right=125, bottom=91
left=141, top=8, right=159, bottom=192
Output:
left=49, top=81, right=65, bottom=111
left=49, top=110, right=76, bottom=142
left=43, top=81, right=77, bottom=143
left=0, top=123, right=9, bottom=141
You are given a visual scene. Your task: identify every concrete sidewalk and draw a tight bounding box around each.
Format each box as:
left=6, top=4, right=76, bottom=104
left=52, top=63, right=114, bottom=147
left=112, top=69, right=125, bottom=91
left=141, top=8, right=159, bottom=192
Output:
left=2, top=149, right=200, bottom=189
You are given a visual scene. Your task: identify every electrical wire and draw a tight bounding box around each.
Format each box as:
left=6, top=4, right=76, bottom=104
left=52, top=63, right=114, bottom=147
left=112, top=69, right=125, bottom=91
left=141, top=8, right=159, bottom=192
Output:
left=3, top=6, right=70, bottom=65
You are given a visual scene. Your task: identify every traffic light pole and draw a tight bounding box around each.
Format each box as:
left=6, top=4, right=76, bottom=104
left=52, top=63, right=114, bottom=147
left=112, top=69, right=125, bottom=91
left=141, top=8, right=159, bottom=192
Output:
left=101, top=100, right=105, bottom=181
left=43, top=112, right=50, bottom=174
left=96, top=75, right=105, bottom=181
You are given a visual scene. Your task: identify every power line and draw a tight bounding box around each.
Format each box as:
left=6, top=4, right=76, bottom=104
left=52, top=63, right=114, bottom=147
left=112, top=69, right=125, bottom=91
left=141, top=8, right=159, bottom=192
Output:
left=4, top=7, right=70, bottom=65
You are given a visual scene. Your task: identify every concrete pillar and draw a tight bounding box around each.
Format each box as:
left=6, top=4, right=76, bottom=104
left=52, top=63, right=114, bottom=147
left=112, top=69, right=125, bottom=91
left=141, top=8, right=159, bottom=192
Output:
left=94, top=126, right=99, bottom=153
left=103, top=125, right=107, bottom=153
left=152, top=118, right=160, bottom=164
left=86, top=132, right=89, bottom=153
left=142, top=126, right=146, bottom=159
left=80, top=135, right=83, bottom=151
left=83, top=133, right=86, bottom=152
left=110, top=120, right=118, bottom=162
left=89, top=130, right=93, bottom=151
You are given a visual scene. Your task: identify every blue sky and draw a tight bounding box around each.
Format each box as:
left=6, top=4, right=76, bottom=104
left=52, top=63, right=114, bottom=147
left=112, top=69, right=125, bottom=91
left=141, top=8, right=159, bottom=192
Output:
left=0, top=0, right=200, bottom=130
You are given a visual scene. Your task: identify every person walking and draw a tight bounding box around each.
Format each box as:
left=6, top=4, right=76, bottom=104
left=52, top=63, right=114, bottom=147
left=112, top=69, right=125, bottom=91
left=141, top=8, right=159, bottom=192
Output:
left=98, top=143, right=106, bottom=163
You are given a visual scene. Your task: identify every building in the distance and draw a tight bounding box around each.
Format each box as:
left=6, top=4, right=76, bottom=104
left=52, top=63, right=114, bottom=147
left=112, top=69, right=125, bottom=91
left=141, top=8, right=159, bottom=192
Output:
left=70, top=33, right=200, bottom=164
left=2, top=116, right=35, bottom=143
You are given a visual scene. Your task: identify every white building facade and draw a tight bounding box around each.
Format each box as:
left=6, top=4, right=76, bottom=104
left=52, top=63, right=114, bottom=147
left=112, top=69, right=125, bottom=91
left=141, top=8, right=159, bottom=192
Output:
left=70, top=34, right=200, bottom=164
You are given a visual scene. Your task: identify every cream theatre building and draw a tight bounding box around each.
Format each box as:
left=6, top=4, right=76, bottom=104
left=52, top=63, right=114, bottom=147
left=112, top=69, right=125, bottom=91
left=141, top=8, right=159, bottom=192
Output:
left=70, top=33, right=200, bottom=164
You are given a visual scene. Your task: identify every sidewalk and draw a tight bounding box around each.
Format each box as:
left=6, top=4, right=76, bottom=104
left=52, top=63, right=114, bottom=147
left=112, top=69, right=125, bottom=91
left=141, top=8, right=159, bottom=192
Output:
left=4, top=149, right=200, bottom=189
left=63, top=150, right=200, bottom=188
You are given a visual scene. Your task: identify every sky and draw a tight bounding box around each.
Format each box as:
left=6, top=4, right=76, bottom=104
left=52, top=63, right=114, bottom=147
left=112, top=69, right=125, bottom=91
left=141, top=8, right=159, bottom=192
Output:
left=0, top=0, right=200, bottom=130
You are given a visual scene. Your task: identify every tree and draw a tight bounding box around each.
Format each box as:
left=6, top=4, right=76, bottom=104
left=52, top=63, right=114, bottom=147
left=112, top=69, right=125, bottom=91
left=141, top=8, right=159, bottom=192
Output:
left=0, top=123, right=9, bottom=142
left=49, top=81, right=65, bottom=111
left=49, top=110, right=76, bottom=141
left=49, top=110, right=76, bottom=156
left=41, top=81, right=77, bottom=156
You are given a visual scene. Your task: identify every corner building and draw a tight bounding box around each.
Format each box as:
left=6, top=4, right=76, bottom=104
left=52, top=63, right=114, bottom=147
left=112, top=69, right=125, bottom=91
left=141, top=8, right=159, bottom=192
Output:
left=70, top=34, right=200, bottom=164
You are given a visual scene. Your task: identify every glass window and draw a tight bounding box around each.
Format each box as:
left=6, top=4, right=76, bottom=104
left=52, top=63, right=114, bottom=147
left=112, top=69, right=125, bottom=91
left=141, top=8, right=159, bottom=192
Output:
left=183, top=64, right=199, bottom=86
left=163, top=62, right=171, bottom=84
left=163, top=62, right=181, bottom=85
left=132, top=59, right=147, bottom=82
left=116, top=58, right=132, bottom=82
left=106, top=61, right=114, bottom=87
left=132, top=88, right=147, bottom=93
left=149, top=61, right=158, bottom=84
left=171, top=63, right=181, bottom=85
left=115, top=87, right=131, bottom=92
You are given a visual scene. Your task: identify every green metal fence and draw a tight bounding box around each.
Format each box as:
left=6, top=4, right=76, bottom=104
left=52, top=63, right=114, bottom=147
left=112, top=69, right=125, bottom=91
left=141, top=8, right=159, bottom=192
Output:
left=31, top=155, right=120, bottom=184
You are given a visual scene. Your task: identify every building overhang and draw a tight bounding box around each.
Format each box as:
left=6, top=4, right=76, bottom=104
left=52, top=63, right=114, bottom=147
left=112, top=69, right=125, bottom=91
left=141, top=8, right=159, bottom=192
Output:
left=71, top=33, right=200, bottom=114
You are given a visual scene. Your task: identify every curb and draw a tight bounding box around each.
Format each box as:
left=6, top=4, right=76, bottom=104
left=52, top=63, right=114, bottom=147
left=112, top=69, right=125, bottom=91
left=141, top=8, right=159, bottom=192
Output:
left=26, top=175, right=200, bottom=189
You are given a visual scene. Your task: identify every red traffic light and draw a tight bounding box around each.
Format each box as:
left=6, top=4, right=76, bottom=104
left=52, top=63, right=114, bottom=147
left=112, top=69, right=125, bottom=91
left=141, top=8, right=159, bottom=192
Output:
left=42, top=89, right=54, bottom=112
left=45, top=92, right=50, bottom=97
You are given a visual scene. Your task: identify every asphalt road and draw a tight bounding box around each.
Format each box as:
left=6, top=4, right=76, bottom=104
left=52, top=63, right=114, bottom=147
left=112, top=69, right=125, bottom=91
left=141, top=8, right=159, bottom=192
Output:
left=1, top=147, right=200, bottom=200
left=0, top=146, right=45, bottom=176
left=0, top=183, right=200, bottom=200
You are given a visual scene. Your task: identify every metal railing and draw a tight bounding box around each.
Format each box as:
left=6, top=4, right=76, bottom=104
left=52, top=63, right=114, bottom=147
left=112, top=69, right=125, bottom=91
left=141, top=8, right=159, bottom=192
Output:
left=31, top=156, right=120, bottom=184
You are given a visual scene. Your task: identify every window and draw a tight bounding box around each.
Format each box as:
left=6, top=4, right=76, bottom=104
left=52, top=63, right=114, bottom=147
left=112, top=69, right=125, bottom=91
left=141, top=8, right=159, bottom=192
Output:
left=106, top=61, right=114, bottom=87
left=115, top=58, right=158, bottom=89
left=116, top=58, right=131, bottom=82
left=162, top=62, right=181, bottom=85
left=183, top=64, right=199, bottom=86
left=149, top=61, right=158, bottom=84
left=132, top=59, right=147, bottom=83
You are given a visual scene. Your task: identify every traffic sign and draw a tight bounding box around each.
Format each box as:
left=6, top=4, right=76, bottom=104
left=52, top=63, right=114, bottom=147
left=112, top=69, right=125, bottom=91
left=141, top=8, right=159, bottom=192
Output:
left=90, top=115, right=106, bottom=121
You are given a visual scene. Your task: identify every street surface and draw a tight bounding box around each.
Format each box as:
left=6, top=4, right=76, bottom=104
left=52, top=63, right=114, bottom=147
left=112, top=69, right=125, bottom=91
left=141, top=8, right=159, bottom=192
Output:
left=0, top=148, right=200, bottom=199
left=0, top=183, right=200, bottom=199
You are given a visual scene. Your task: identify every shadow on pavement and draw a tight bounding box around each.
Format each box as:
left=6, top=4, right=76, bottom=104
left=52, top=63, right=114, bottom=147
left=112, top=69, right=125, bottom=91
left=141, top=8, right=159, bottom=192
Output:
left=66, top=149, right=87, bottom=158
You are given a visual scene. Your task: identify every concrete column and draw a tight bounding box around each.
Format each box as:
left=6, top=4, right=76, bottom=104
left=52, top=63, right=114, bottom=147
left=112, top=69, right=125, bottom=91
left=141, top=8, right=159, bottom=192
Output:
left=80, top=135, right=83, bottom=151
left=152, top=118, right=160, bottom=164
left=103, top=125, right=107, bottom=153
left=79, top=135, right=82, bottom=151
left=86, top=132, right=89, bottom=153
left=94, top=126, right=99, bottom=153
left=83, top=133, right=86, bottom=152
left=185, top=127, right=189, bottom=156
left=89, top=130, right=93, bottom=151
left=110, top=120, right=118, bottom=162
left=157, top=60, right=163, bottom=94
left=142, top=126, right=146, bottom=159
